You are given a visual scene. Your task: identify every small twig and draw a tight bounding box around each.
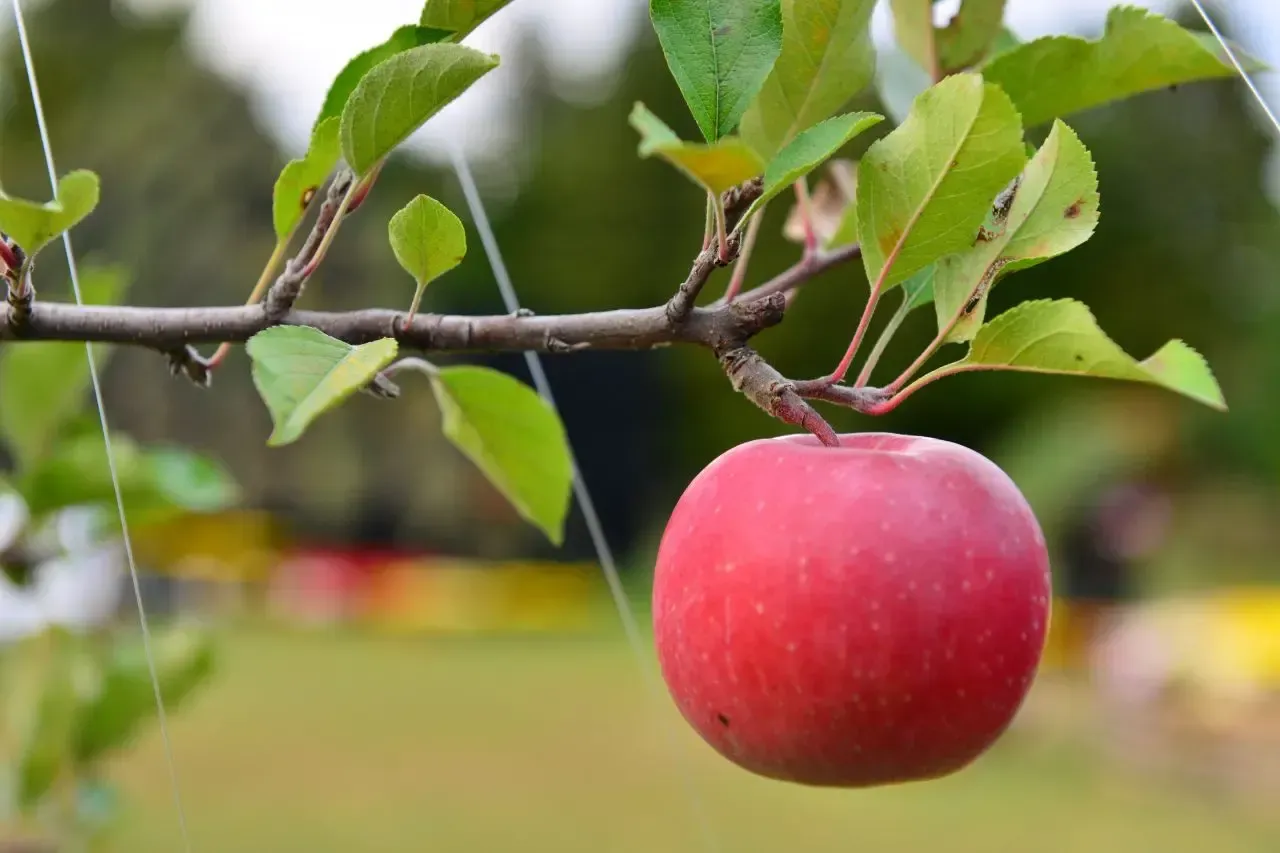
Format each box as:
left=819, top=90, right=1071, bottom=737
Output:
left=727, top=242, right=862, bottom=306
left=166, top=345, right=213, bottom=388
left=207, top=226, right=300, bottom=369
left=723, top=208, right=764, bottom=303
left=6, top=267, right=34, bottom=328
left=262, top=169, right=357, bottom=322
left=862, top=363, right=980, bottom=415
left=665, top=242, right=725, bottom=325
left=381, top=356, right=438, bottom=379
left=665, top=179, right=764, bottom=324
left=795, top=380, right=892, bottom=414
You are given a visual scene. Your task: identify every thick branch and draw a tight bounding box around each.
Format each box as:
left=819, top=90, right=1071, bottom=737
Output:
left=2, top=296, right=789, bottom=354
left=0, top=175, right=879, bottom=444
left=719, top=345, right=840, bottom=446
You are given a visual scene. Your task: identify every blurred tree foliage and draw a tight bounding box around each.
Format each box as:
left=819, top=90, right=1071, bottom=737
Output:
left=1, top=1, right=1276, bottom=580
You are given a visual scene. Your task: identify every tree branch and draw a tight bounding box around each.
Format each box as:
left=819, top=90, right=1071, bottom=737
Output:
left=263, top=168, right=356, bottom=321
left=0, top=176, right=883, bottom=443
left=664, top=177, right=762, bottom=324
left=726, top=241, right=862, bottom=306
left=1, top=294, right=791, bottom=354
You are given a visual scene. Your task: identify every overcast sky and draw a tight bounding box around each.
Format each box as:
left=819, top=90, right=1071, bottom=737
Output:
left=87, top=0, right=1278, bottom=166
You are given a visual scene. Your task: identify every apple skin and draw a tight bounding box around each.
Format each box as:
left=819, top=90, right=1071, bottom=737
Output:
left=652, top=432, right=1051, bottom=788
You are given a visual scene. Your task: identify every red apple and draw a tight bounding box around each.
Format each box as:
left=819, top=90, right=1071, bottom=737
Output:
left=652, top=432, right=1051, bottom=788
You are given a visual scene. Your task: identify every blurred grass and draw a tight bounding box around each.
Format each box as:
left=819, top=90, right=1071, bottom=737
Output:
left=106, top=624, right=1280, bottom=852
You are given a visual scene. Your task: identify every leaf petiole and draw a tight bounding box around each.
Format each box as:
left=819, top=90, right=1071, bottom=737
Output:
left=855, top=289, right=914, bottom=387
left=712, top=192, right=729, bottom=262
left=208, top=232, right=298, bottom=369
left=724, top=208, right=764, bottom=303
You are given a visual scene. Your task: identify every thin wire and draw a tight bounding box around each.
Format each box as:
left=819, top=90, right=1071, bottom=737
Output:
left=1189, top=0, right=1280, bottom=136
left=448, top=146, right=720, bottom=853
left=9, top=3, right=193, bottom=849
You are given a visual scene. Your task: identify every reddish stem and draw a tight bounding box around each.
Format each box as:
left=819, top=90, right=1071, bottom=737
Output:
left=794, top=179, right=818, bottom=258
left=723, top=210, right=764, bottom=303
left=824, top=244, right=900, bottom=384
left=0, top=240, right=19, bottom=273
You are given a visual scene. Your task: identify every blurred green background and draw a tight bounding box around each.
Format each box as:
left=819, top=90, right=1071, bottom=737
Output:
left=0, top=0, right=1278, bottom=850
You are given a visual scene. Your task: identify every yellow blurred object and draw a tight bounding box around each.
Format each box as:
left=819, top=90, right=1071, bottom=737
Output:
left=362, top=558, right=604, bottom=635
left=132, top=510, right=281, bottom=583
left=1042, top=589, right=1280, bottom=692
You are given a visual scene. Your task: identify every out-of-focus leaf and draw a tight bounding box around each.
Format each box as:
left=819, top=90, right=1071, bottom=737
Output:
left=0, top=264, right=129, bottom=471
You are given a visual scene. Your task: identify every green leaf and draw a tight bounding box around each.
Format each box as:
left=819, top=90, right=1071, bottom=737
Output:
left=740, top=0, right=877, bottom=161
left=73, top=627, right=215, bottom=765
left=744, top=112, right=883, bottom=218
left=16, top=430, right=239, bottom=522
left=5, top=629, right=80, bottom=812
left=889, top=0, right=935, bottom=75
left=141, top=447, right=242, bottom=514
left=936, top=0, right=1008, bottom=71
left=933, top=119, right=1099, bottom=343
left=388, top=194, right=467, bottom=297
left=857, top=72, right=1026, bottom=291
left=649, top=0, right=784, bottom=143
left=982, top=6, right=1261, bottom=128
left=0, top=170, right=100, bottom=257
left=0, top=264, right=129, bottom=470
left=900, top=263, right=938, bottom=313
left=247, top=327, right=398, bottom=447
left=340, top=43, right=500, bottom=177
left=629, top=102, right=765, bottom=196
left=316, top=25, right=453, bottom=132
left=420, top=0, right=514, bottom=39
left=272, top=117, right=341, bottom=241
left=940, top=298, right=1226, bottom=410
left=430, top=366, right=573, bottom=545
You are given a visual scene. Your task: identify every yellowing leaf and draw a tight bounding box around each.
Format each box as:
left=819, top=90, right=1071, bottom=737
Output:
left=940, top=299, right=1226, bottom=410
left=630, top=102, right=764, bottom=196
left=247, top=327, right=399, bottom=446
